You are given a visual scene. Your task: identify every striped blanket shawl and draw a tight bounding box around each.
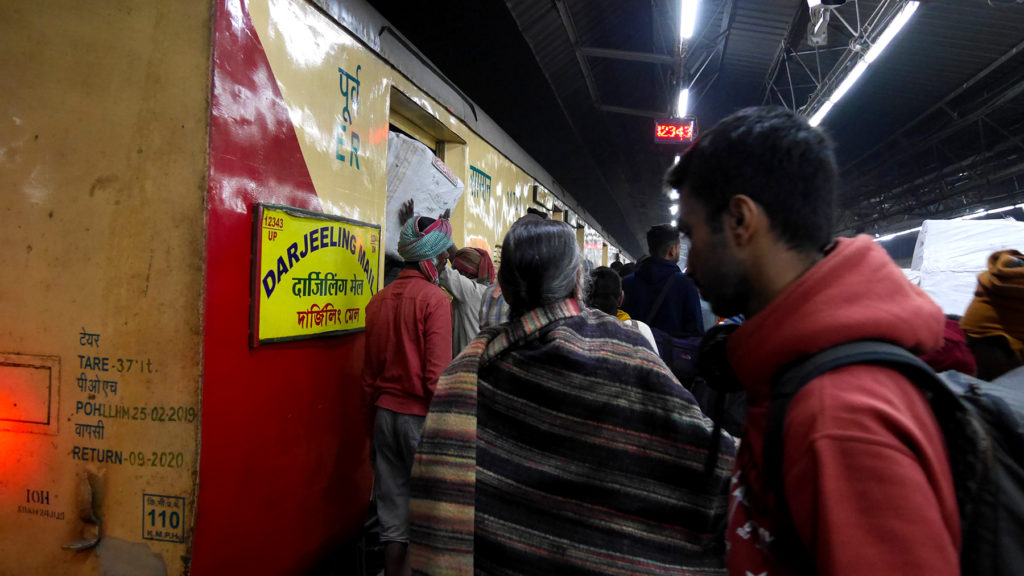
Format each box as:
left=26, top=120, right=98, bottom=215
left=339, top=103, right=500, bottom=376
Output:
left=409, top=299, right=735, bottom=575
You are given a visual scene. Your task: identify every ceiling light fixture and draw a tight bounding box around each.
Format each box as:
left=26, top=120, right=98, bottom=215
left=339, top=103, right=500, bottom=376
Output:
left=959, top=204, right=1024, bottom=220
left=864, top=1, right=920, bottom=64
left=676, top=88, right=689, bottom=117
left=680, top=0, right=699, bottom=41
left=875, top=226, right=922, bottom=243
left=668, top=189, right=680, bottom=200
left=809, top=100, right=834, bottom=127
left=670, top=204, right=679, bottom=215
left=807, top=1, right=919, bottom=127
left=830, top=60, right=869, bottom=103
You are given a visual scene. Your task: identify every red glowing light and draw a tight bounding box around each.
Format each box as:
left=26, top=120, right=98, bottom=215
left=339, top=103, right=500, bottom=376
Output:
left=654, top=118, right=697, bottom=143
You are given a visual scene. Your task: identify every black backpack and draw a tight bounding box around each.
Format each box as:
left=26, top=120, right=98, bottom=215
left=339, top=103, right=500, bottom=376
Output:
left=766, top=341, right=1024, bottom=575
left=645, top=275, right=703, bottom=385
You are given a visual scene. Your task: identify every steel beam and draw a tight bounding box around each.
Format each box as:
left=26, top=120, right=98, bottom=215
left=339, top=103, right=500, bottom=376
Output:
left=845, top=77, right=1024, bottom=197
left=845, top=37, right=1024, bottom=171
left=578, top=46, right=676, bottom=65
left=555, top=0, right=603, bottom=107
left=598, top=104, right=668, bottom=119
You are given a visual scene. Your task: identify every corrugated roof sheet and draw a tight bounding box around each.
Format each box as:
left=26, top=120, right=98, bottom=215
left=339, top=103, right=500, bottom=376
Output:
left=369, top=0, right=1024, bottom=246
left=826, top=1, right=1024, bottom=235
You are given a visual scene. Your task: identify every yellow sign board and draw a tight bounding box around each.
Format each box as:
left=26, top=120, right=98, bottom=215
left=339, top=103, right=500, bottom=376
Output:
left=252, top=204, right=380, bottom=345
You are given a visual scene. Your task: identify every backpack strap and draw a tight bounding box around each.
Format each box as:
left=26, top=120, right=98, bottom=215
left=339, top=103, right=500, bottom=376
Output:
left=702, top=387, right=728, bottom=489
left=648, top=276, right=722, bottom=483
left=646, top=275, right=678, bottom=325
left=765, top=341, right=946, bottom=572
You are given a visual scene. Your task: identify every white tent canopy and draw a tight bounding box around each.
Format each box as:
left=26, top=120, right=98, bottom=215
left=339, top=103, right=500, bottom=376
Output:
left=910, top=219, right=1024, bottom=316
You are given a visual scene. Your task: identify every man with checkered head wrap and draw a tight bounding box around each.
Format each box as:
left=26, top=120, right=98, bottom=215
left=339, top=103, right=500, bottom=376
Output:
left=363, top=210, right=454, bottom=576
left=451, top=247, right=495, bottom=284
left=397, top=214, right=453, bottom=284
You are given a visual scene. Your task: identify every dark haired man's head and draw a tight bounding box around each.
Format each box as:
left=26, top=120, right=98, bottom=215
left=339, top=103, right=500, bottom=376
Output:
left=668, top=106, right=837, bottom=318
left=586, top=267, right=622, bottom=316
left=610, top=261, right=623, bottom=273
left=647, top=224, right=682, bottom=262
left=619, top=262, right=637, bottom=278
left=667, top=106, right=836, bottom=253
left=511, top=209, right=547, bottom=230
left=499, top=219, right=582, bottom=319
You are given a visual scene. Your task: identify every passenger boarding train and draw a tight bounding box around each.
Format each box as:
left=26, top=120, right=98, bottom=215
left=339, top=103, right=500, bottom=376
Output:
left=0, top=0, right=627, bottom=573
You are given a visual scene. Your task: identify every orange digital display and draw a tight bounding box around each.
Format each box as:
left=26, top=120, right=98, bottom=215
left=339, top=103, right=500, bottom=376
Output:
left=654, top=118, right=696, bottom=143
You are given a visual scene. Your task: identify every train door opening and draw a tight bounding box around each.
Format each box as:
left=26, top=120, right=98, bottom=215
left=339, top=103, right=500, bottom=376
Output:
left=383, top=88, right=466, bottom=286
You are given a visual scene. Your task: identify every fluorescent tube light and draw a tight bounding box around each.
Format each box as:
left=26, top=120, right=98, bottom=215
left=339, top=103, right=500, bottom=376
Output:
left=670, top=204, right=679, bottom=215
left=671, top=219, right=678, bottom=227
left=809, top=100, right=834, bottom=127
left=680, top=0, right=699, bottom=40
left=865, top=1, right=920, bottom=64
left=875, top=226, right=922, bottom=242
left=808, top=57, right=866, bottom=127
left=807, top=1, right=920, bottom=127
left=668, top=189, right=680, bottom=201
left=959, top=205, right=1019, bottom=220
left=832, top=60, right=869, bottom=102
left=677, top=88, right=690, bottom=117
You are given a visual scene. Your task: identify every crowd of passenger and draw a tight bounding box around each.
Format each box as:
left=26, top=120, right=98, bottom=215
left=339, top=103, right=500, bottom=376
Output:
left=360, top=106, right=1023, bottom=576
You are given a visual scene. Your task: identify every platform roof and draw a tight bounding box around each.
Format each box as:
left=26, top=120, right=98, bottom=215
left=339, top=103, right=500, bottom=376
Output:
left=366, top=0, right=1024, bottom=256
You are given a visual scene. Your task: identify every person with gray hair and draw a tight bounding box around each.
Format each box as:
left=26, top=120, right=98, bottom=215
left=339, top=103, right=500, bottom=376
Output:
left=498, top=218, right=584, bottom=316
left=408, top=218, right=735, bottom=575
left=477, top=210, right=548, bottom=328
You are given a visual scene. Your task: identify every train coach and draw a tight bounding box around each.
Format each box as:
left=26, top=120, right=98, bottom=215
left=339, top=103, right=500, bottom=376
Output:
left=0, top=1, right=628, bottom=574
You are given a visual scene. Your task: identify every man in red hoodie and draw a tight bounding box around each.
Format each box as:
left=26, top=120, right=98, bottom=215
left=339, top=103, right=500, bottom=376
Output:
left=669, top=106, right=960, bottom=575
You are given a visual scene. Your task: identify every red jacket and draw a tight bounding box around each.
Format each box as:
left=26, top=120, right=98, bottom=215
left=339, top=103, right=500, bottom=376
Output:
left=361, top=269, right=452, bottom=416
left=726, top=236, right=960, bottom=575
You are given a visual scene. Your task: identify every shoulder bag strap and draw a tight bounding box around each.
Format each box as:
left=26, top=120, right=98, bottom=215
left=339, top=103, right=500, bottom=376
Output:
left=646, top=275, right=678, bottom=325
left=764, top=340, right=942, bottom=573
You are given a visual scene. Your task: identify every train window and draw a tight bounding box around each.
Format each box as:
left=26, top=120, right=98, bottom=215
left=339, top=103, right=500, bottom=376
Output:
left=385, top=89, right=467, bottom=288
left=389, top=113, right=438, bottom=152
left=389, top=87, right=465, bottom=150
